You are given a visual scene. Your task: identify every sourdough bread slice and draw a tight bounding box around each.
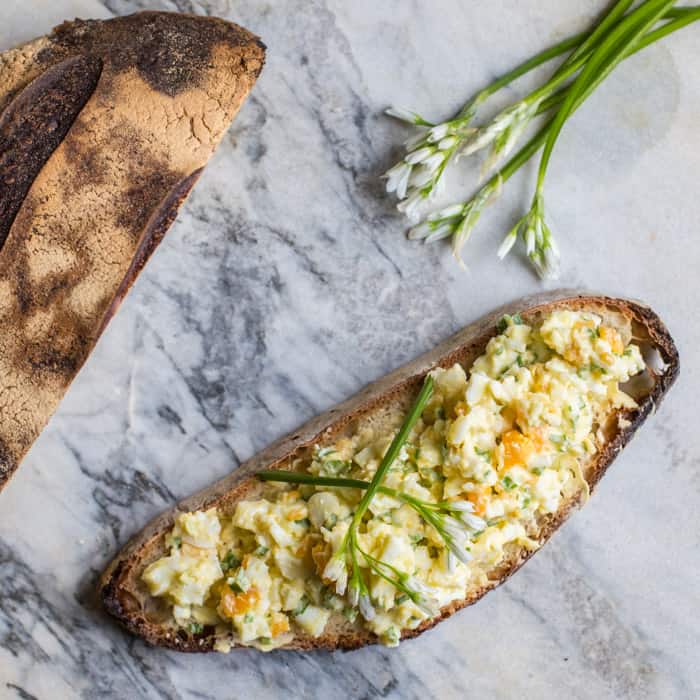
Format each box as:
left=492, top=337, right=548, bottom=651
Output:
left=99, top=291, right=678, bottom=652
left=0, top=12, right=265, bottom=490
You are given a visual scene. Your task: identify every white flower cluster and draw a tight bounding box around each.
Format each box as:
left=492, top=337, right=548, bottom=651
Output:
left=383, top=86, right=559, bottom=277
left=384, top=104, right=477, bottom=221
left=407, top=178, right=502, bottom=267
left=498, top=192, right=560, bottom=279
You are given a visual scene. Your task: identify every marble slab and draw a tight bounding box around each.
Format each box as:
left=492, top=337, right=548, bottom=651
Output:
left=0, top=1, right=698, bottom=698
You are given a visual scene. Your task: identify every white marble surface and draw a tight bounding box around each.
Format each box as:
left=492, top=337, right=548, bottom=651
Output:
left=1, top=0, right=699, bottom=698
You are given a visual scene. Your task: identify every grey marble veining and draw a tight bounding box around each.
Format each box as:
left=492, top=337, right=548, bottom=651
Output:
left=1, top=0, right=699, bottom=698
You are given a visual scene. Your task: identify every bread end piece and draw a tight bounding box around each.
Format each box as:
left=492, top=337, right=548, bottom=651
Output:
left=0, top=12, right=265, bottom=490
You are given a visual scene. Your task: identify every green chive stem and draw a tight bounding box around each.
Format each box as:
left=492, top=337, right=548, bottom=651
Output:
left=351, top=376, right=433, bottom=528
left=555, top=0, right=635, bottom=75
left=536, top=0, right=676, bottom=192
left=472, top=6, right=700, bottom=196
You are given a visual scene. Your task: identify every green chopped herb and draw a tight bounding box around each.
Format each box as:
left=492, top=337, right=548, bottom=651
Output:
left=474, top=446, right=492, bottom=461
left=323, top=459, right=351, bottom=476
left=395, top=594, right=409, bottom=605
left=343, top=606, right=358, bottom=623
left=578, top=362, right=607, bottom=377
left=187, top=622, right=203, bottom=635
left=550, top=434, right=567, bottom=451
left=254, top=545, right=270, bottom=557
left=487, top=516, right=505, bottom=527
left=420, top=467, right=445, bottom=484
left=220, top=550, right=240, bottom=572
left=294, top=517, right=311, bottom=528
left=440, top=440, right=449, bottom=461
left=516, top=354, right=525, bottom=367
left=498, top=313, right=523, bottom=333
left=531, top=466, right=543, bottom=476
left=502, top=475, right=517, bottom=491
left=385, top=627, right=400, bottom=645
left=292, top=595, right=310, bottom=616
left=228, top=569, right=249, bottom=594
left=259, top=636, right=272, bottom=645
left=243, top=613, right=255, bottom=623
left=321, top=587, right=344, bottom=611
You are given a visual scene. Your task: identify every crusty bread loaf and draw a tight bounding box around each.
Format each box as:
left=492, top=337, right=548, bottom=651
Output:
left=0, top=12, right=265, bottom=490
left=99, top=291, right=679, bottom=652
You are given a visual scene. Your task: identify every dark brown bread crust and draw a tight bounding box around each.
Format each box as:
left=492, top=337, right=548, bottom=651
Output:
left=0, top=13, right=265, bottom=489
left=99, top=292, right=679, bottom=653
left=0, top=55, right=103, bottom=248
left=42, top=13, right=266, bottom=96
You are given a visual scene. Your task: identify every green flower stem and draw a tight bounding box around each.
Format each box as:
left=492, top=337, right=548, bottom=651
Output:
left=453, top=4, right=692, bottom=122
left=467, top=6, right=700, bottom=201
left=350, top=376, right=433, bottom=531
left=258, top=376, right=432, bottom=507
left=257, top=465, right=465, bottom=553
left=538, top=8, right=700, bottom=116
left=526, top=2, right=693, bottom=107
left=463, top=31, right=588, bottom=112
left=536, top=0, right=676, bottom=193
left=555, top=0, right=635, bottom=75
left=258, top=470, right=369, bottom=489
left=257, top=470, right=444, bottom=509
left=457, top=2, right=690, bottom=174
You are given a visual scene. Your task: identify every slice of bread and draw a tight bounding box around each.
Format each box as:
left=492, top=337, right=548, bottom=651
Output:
left=0, top=12, right=265, bottom=490
left=99, top=291, right=678, bottom=652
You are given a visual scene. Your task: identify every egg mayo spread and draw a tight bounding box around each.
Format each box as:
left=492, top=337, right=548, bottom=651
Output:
left=142, top=310, right=645, bottom=649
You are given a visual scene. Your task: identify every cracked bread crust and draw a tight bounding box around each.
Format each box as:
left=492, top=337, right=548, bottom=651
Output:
left=99, top=291, right=679, bottom=653
left=0, top=12, right=265, bottom=489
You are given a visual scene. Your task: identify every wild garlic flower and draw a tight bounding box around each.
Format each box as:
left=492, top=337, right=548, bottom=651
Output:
left=444, top=500, right=487, bottom=532
left=461, top=100, right=542, bottom=174
left=384, top=104, right=478, bottom=218
left=323, top=552, right=348, bottom=596
left=347, top=578, right=361, bottom=607
left=439, top=516, right=474, bottom=564
left=388, top=491, right=485, bottom=567
left=408, top=178, right=502, bottom=267
left=359, top=593, right=376, bottom=621
left=498, top=192, right=560, bottom=279
left=358, top=544, right=439, bottom=617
